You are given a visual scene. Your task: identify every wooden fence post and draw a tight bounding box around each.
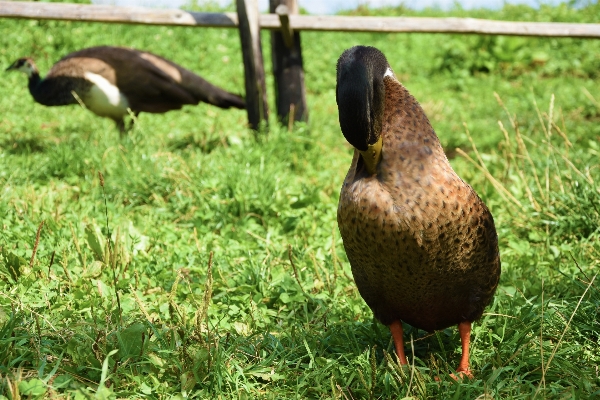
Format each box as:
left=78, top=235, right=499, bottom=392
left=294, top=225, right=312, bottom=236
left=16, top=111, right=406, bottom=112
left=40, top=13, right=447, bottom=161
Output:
left=236, top=0, right=269, bottom=130
left=269, top=0, right=308, bottom=127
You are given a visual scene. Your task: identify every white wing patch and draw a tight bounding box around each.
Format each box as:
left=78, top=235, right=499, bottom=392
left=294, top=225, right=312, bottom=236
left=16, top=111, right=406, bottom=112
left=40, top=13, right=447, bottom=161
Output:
left=384, top=67, right=395, bottom=78
left=82, top=72, right=130, bottom=119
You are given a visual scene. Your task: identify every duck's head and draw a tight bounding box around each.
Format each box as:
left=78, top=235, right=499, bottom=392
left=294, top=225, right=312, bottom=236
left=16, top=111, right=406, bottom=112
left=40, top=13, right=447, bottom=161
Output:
left=336, top=46, right=393, bottom=175
left=6, top=57, right=38, bottom=77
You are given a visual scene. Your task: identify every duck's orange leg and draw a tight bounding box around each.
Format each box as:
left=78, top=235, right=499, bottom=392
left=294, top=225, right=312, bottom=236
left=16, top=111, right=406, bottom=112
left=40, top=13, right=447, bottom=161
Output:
left=389, top=320, right=408, bottom=365
left=453, top=321, right=474, bottom=379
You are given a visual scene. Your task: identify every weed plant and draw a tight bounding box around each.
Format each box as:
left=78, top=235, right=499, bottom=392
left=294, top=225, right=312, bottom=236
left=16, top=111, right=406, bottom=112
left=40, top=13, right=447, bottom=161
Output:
left=0, top=1, right=599, bottom=398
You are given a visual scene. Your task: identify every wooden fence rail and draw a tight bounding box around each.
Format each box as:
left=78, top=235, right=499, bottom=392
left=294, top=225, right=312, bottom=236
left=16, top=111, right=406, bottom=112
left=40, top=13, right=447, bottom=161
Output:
left=2, top=1, right=600, bottom=38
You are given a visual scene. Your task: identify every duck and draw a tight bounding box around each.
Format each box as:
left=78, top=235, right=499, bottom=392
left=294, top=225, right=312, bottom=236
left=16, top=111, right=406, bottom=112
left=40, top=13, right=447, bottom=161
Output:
left=6, top=46, right=246, bottom=133
left=335, top=45, right=500, bottom=378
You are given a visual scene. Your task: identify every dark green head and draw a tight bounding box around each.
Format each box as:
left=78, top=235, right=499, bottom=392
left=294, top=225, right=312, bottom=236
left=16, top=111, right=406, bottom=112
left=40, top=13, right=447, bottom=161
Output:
left=336, top=46, right=391, bottom=152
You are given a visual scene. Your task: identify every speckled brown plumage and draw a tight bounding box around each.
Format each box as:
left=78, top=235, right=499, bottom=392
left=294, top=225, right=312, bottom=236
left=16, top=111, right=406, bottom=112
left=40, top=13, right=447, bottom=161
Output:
left=336, top=46, right=500, bottom=376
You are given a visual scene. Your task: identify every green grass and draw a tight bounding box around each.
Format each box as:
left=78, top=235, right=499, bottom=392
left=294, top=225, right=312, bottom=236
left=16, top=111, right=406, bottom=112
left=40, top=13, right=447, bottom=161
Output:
left=1, top=1, right=600, bottom=399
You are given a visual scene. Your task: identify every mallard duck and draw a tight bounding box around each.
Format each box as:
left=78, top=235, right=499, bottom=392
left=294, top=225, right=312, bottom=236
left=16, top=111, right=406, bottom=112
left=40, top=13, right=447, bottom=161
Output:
left=6, top=46, right=245, bottom=133
left=335, top=46, right=500, bottom=377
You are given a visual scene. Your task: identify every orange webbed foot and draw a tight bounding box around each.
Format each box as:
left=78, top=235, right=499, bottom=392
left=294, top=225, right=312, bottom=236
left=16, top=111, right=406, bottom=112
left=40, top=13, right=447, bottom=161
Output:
left=450, top=321, right=474, bottom=380
left=450, top=368, right=474, bottom=380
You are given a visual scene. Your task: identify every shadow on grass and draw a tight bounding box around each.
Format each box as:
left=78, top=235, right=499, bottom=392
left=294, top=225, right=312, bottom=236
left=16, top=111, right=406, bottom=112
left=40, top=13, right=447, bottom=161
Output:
left=1, top=136, right=49, bottom=155
left=168, top=132, right=228, bottom=154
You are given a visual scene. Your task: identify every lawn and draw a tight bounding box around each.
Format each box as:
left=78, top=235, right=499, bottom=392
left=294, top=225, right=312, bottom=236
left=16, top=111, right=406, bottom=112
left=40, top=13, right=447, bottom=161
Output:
left=0, top=1, right=599, bottom=398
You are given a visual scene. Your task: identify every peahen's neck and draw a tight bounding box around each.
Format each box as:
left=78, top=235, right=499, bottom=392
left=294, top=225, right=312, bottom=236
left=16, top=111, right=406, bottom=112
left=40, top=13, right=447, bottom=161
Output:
left=27, top=72, right=43, bottom=101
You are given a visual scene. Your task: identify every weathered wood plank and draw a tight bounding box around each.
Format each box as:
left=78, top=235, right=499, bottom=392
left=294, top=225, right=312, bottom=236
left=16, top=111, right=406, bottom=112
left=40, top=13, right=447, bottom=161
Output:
left=270, top=0, right=307, bottom=125
left=279, top=15, right=600, bottom=38
left=237, top=0, right=269, bottom=130
left=0, top=1, right=238, bottom=27
left=2, top=1, right=600, bottom=38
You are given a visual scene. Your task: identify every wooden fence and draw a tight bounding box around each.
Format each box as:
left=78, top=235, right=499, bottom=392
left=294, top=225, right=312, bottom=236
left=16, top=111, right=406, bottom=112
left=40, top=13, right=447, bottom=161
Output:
left=2, top=0, right=599, bottom=129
